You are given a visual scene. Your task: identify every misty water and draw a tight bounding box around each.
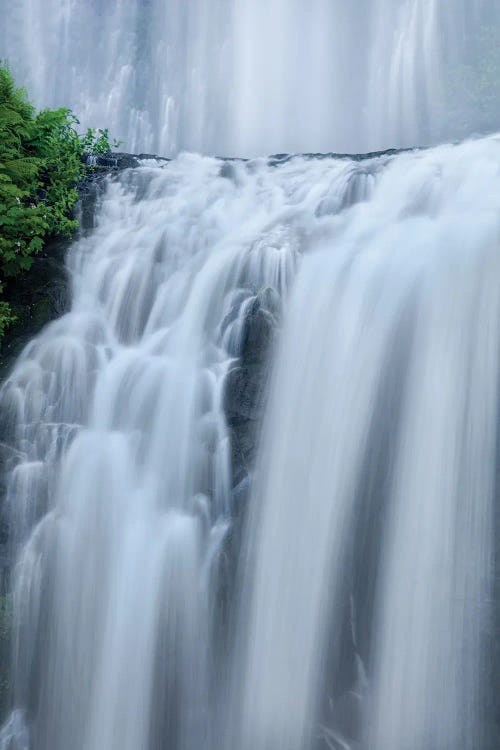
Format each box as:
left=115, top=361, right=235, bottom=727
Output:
left=1, top=3, right=500, bottom=750
left=2, top=1, right=500, bottom=155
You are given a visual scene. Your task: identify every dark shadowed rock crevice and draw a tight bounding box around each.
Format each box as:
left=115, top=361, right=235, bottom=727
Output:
left=0, top=239, right=70, bottom=380
left=224, top=289, right=279, bottom=490
left=215, top=287, right=281, bottom=656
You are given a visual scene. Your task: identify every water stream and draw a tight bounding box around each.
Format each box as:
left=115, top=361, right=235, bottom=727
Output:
left=0, top=137, right=499, bottom=748
left=1, top=1, right=499, bottom=155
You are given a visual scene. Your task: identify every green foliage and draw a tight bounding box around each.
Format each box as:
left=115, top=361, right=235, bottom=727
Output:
left=0, top=63, right=120, bottom=339
left=82, top=127, right=123, bottom=154
left=0, top=295, right=16, bottom=338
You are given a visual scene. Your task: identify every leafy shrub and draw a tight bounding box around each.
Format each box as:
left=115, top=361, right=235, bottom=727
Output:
left=81, top=127, right=122, bottom=154
left=0, top=63, right=119, bottom=338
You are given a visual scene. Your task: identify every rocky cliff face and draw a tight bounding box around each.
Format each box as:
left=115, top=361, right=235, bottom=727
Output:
left=0, top=240, right=69, bottom=380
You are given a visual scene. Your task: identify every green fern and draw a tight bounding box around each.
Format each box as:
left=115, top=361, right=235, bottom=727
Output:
left=0, top=62, right=121, bottom=338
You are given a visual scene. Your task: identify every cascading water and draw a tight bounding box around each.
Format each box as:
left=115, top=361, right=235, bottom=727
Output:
left=1, top=1, right=500, bottom=749
left=227, top=137, right=500, bottom=750
left=0, top=137, right=499, bottom=750
left=0, top=154, right=302, bottom=750
left=1, top=1, right=499, bottom=155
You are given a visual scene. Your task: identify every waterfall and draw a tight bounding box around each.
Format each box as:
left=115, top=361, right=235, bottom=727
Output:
left=1, top=137, right=499, bottom=749
left=228, top=137, right=500, bottom=750
left=1, top=0, right=500, bottom=747
left=1, top=1, right=499, bottom=155
left=0, top=154, right=301, bottom=750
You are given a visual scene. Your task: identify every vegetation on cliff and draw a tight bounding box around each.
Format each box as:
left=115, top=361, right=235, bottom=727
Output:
left=0, top=63, right=119, bottom=339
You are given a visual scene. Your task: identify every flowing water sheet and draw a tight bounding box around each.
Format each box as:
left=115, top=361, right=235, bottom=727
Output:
left=1, top=1, right=499, bottom=154
left=0, top=138, right=499, bottom=750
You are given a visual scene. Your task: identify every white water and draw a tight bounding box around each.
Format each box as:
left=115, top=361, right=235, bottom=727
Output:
left=1, top=1, right=499, bottom=155
left=230, top=137, right=500, bottom=750
left=0, top=152, right=303, bottom=750
left=1, top=139, right=500, bottom=749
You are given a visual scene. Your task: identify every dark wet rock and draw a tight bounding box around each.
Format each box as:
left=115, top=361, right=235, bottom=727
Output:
left=84, top=152, right=170, bottom=172
left=223, top=283, right=280, bottom=487
left=225, top=364, right=267, bottom=423
left=217, top=279, right=282, bottom=643
left=228, top=416, right=259, bottom=488
left=267, top=145, right=420, bottom=167
left=231, top=474, right=252, bottom=510
left=240, top=303, right=275, bottom=365
left=0, top=238, right=70, bottom=378
left=137, top=153, right=170, bottom=163
left=85, top=152, right=140, bottom=170
left=78, top=176, right=106, bottom=233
